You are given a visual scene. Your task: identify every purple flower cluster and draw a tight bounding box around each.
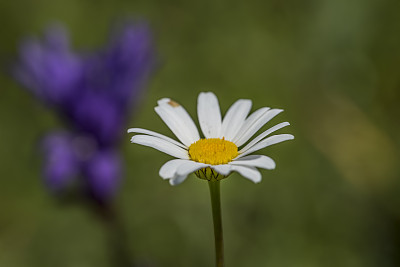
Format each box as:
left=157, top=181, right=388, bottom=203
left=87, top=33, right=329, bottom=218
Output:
left=14, top=22, right=154, bottom=201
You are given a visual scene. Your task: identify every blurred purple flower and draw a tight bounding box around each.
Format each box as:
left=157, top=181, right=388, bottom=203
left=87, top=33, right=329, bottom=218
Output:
left=42, top=132, right=81, bottom=192
left=84, top=148, right=122, bottom=200
left=42, top=132, right=122, bottom=200
left=15, top=25, right=83, bottom=106
left=14, top=22, right=154, bottom=201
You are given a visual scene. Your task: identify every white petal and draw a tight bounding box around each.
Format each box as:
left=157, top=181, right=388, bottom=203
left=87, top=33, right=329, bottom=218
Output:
left=211, top=164, right=262, bottom=182
left=237, top=134, right=294, bottom=158
left=230, top=155, right=276, bottom=170
left=239, top=122, right=291, bottom=153
left=231, top=107, right=269, bottom=143
left=155, top=98, right=200, bottom=146
left=220, top=99, right=252, bottom=141
left=130, top=135, right=189, bottom=159
left=212, top=164, right=232, bottom=176
left=197, top=92, right=222, bottom=138
left=159, top=159, right=191, bottom=179
left=169, top=175, right=189, bottom=186
left=157, top=98, right=170, bottom=106
left=169, top=160, right=209, bottom=185
left=176, top=161, right=208, bottom=176
left=233, top=109, right=284, bottom=147
left=169, top=161, right=208, bottom=186
left=231, top=165, right=262, bottom=183
left=127, top=128, right=187, bottom=149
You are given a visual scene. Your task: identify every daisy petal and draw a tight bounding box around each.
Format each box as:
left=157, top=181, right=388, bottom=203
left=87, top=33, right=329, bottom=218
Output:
left=230, top=155, right=276, bottom=170
left=169, top=161, right=208, bottom=186
left=176, top=161, right=208, bottom=176
left=239, top=122, right=291, bottom=153
left=212, top=164, right=232, bottom=176
left=221, top=99, right=252, bottom=141
left=131, top=135, right=189, bottom=159
left=212, top=164, right=262, bottom=182
left=197, top=92, right=222, bottom=138
left=155, top=98, right=200, bottom=146
left=234, top=109, right=284, bottom=147
left=237, top=134, right=294, bottom=158
left=231, top=107, right=269, bottom=143
left=128, top=128, right=187, bottom=149
left=169, top=176, right=187, bottom=186
left=159, top=159, right=191, bottom=179
left=231, top=165, right=262, bottom=183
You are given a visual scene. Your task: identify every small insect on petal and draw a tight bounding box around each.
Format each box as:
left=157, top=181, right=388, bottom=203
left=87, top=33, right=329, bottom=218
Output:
left=168, top=100, right=180, bottom=107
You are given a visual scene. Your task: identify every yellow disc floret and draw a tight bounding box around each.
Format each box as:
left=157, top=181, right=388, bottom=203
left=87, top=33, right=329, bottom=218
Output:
left=188, top=138, right=238, bottom=165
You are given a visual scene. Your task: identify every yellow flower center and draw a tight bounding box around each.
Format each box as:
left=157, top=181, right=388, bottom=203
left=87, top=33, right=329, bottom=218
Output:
left=188, top=138, right=238, bottom=165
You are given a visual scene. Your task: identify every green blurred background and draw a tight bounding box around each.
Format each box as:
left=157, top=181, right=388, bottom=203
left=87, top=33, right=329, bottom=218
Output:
left=1, top=0, right=400, bottom=266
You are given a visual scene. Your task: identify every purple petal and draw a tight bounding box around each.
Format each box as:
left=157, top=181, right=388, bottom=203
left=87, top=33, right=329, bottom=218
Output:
left=69, top=93, right=124, bottom=146
left=41, top=132, right=80, bottom=192
left=102, top=22, right=154, bottom=105
left=41, top=132, right=99, bottom=194
left=14, top=26, right=83, bottom=106
left=84, top=149, right=122, bottom=201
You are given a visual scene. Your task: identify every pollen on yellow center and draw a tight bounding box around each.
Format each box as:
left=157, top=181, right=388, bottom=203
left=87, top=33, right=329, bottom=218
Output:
left=188, top=138, right=238, bottom=165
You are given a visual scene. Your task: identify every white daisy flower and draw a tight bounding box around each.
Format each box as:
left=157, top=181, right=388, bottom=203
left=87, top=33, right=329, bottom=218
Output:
left=128, top=92, right=294, bottom=185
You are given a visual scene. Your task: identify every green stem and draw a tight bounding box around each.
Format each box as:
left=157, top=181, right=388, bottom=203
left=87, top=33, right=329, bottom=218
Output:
left=208, top=180, right=224, bottom=267
left=93, top=201, right=133, bottom=267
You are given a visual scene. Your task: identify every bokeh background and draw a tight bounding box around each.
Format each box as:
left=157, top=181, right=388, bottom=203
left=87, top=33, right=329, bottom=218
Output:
left=1, top=0, right=400, bottom=266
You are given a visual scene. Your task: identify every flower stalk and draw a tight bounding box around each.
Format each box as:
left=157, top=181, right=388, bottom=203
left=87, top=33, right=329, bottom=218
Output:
left=96, top=202, right=133, bottom=267
left=208, top=180, right=224, bottom=267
